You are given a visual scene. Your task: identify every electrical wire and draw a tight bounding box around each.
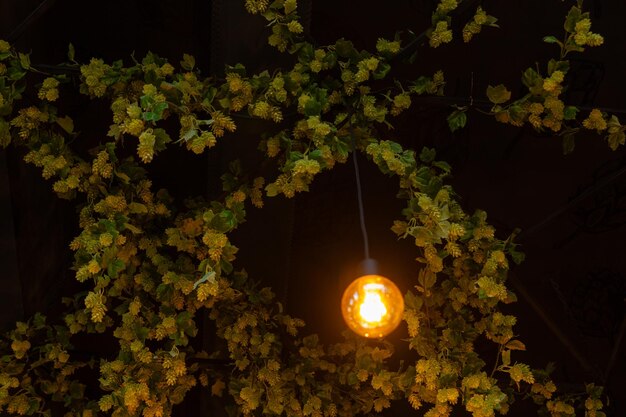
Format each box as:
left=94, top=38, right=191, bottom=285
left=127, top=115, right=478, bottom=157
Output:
left=7, top=0, right=58, bottom=43
left=518, top=163, right=626, bottom=240
left=351, top=134, right=370, bottom=260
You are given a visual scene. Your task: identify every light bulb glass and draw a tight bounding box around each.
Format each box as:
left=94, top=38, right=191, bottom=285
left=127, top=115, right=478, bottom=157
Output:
left=341, top=274, right=404, bottom=338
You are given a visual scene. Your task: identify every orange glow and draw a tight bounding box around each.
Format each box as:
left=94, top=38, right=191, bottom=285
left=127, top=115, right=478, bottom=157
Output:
left=341, top=275, right=404, bottom=338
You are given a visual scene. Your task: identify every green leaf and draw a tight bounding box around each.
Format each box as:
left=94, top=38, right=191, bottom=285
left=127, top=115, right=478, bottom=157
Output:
left=135, top=326, right=149, bottom=342
left=303, top=99, right=322, bottom=116
left=297, top=43, right=314, bottom=63
left=56, top=116, right=74, bottom=134
left=67, top=43, right=75, bottom=61
left=542, top=36, right=561, bottom=45
left=284, top=0, right=297, bottom=14
left=212, top=210, right=237, bottom=232
left=7, top=65, right=26, bottom=80
left=308, top=149, right=323, bottom=161
left=124, top=223, right=143, bottom=234
left=140, top=94, right=153, bottom=109
left=547, top=59, right=569, bottom=75
left=418, top=268, right=437, bottom=290
left=485, top=16, right=499, bottom=27
left=142, top=112, right=158, bottom=122
left=181, top=128, right=197, bottom=142
left=372, top=62, right=391, bottom=80
left=423, top=270, right=436, bottom=289
left=107, top=124, right=122, bottom=139
left=114, top=171, right=130, bottom=184
left=585, top=383, right=604, bottom=398
left=18, top=52, right=30, bottom=70
left=564, top=6, right=582, bottom=33
left=180, top=54, right=195, bottom=71
left=153, top=128, right=172, bottom=151
left=156, top=283, right=173, bottom=301
left=218, top=97, right=230, bottom=109
left=419, top=147, right=436, bottom=163
left=486, top=84, right=511, bottom=105
left=404, top=291, right=423, bottom=311
left=26, top=398, right=40, bottom=415
left=521, top=68, right=541, bottom=90
left=128, top=202, right=148, bottom=214
left=565, top=44, right=585, bottom=54
left=432, top=160, right=451, bottom=173
left=501, top=349, right=511, bottom=366
left=390, top=141, right=403, bottom=153
left=411, top=76, right=430, bottom=94
left=411, top=226, right=435, bottom=245
left=447, top=109, right=467, bottom=132
left=608, top=131, right=625, bottom=151
left=509, top=105, right=526, bottom=125
left=265, top=183, right=279, bottom=197
left=508, top=247, right=525, bottom=265
left=203, top=87, right=217, bottom=104
left=334, top=39, right=355, bottom=58
left=33, top=312, right=46, bottom=327
left=220, top=259, right=234, bottom=274
left=107, top=259, right=125, bottom=278
left=153, top=101, right=168, bottom=118
left=287, top=151, right=304, bottom=163
left=563, top=106, right=578, bottom=121
left=99, top=219, right=116, bottom=234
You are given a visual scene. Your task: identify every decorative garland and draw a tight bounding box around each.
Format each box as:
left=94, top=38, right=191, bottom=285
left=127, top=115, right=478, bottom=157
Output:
left=0, top=0, right=615, bottom=416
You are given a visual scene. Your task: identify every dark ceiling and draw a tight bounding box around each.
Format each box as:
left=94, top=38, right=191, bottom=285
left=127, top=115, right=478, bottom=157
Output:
left=0, top=0, right=625, bottom=416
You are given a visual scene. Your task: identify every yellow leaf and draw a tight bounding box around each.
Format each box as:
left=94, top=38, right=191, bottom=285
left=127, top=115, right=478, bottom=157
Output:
left=124, top=223, right=143, bottom=234
left=505, top=340, right=526, bottom=351
left=486, top=84, right=511, bottom=104
left=181, top=54, right=195, bottom=71
left=501, top=349, right=511, bottom=366
left=128, top=202, right=148, bottom=214
left=211, top=379, right=225, bottom=397
left=56, top=116, right=74, bottom=134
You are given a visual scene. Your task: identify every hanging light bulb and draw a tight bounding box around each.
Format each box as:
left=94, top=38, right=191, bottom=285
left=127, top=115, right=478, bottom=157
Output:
left=343, top=135, right=404, bottom=338
left=341, top=260, right=404, bottom=338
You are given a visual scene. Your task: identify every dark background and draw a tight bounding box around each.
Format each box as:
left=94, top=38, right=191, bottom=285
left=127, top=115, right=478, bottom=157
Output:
left=0, top=0, right=624, bottom=415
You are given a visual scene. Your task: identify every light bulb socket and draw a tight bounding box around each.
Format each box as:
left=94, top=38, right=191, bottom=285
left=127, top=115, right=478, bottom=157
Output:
left=358, top=258, right=379, bottom=276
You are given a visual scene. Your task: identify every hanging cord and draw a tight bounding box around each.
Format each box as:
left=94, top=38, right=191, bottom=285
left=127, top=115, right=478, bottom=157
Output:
left=351, top=134, right=370, bottom=260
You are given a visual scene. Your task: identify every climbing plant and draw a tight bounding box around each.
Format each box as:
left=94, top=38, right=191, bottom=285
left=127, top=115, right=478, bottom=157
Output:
left=0, top=0, right=617, bottom=416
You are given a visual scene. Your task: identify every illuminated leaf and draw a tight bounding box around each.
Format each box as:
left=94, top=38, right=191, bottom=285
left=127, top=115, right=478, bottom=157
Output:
left=18, top=52, right=30, bottom=69
left=501, top=349, right=511, bottom=366
left=505, top=340, right=526, bottom=351
left=486, top=84, right=511, bottom=104
left=180, top=54, right=195, bottom=71
left=211, top=379, right=225, bottom=397
left=543, top=35, right=561, bottom=45
left=564, top=6, right=582, bottom=32
left=55, top=116, right=74, bottom=134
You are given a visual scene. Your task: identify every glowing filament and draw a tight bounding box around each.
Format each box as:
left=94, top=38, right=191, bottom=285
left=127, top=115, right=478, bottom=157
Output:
left=358, top=285, right=387, bottom=325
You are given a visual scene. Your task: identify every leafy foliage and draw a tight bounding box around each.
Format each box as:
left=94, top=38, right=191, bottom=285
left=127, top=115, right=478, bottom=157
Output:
left=0, top=1, right=613, bottom=416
